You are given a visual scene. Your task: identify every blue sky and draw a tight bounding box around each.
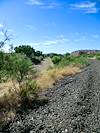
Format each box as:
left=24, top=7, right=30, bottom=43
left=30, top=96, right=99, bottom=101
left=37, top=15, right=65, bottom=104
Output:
left=0, top=0, right=100, bottom=53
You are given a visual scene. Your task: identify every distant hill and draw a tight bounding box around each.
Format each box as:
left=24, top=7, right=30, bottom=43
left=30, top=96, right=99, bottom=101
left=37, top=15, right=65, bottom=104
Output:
left=71, top=50, right=100, bottom=56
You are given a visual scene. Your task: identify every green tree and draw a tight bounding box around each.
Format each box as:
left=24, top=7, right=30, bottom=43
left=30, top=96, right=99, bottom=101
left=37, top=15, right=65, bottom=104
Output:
left=35, top=51, right=43, bottom=56
left=5, top=53, right=35, bottom=83
left=65, top=52, right=70, bottom=57
left=14, top=45, right=44, bottom=64
left=14, top=45, right=35, bottom=59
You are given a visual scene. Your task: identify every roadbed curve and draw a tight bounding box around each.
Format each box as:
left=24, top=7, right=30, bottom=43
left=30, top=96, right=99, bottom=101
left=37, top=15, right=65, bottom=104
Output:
left=1, top=60, right=100, bottom=133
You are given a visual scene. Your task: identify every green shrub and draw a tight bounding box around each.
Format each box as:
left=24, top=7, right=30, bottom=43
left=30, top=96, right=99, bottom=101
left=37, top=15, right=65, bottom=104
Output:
left=96, top=56, right=100, bottom=60
left=58, top=55, right=89, bottom=68
left=96, top=53, right=100, bottom=60
left=64, top=52, right=70, bottom=57
left=19, top=80, right=39, bottom=98
left=87, top=54, right=95, bottom=58
left=6, top=53, right=35, bottom=83
left=52, top=55, right=62, bottom=64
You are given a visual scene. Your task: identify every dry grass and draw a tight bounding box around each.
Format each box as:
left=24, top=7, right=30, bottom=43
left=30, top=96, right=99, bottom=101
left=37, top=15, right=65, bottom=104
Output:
left=0, top=90, right=20, bottom=126
left=0, top=80, right=19, bottom=97
left=0, top=65, right=80, bottom=127
left=0, top=66, right=81, bottom=95
left=36, top=66, right=81, bottom=90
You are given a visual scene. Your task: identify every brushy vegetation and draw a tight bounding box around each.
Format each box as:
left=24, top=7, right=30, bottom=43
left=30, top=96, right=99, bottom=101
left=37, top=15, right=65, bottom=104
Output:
left=0, top=51, right=36, bottom=83
left=0, top=30, right=43, bottom=126
left=58, top=55, right=89, bottom=68
left=51, top=54, right=89, bottom=68
left=0, top=79, right=39, bottom=127
left=1, top=29, right=100, bottom=127
left=14, top=45, right=44, bottom=64
left=51, top=55, right=62, bottom=64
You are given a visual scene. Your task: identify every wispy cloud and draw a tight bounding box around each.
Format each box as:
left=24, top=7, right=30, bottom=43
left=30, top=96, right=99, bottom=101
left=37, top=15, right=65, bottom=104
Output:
left=8, top=28, right=15, bottom=33
left=70, top=1, right=99, bottom=14
left=25, top=0, right=43, bottom=5
left=27, top=35, right=70, bottom=47
left=25, top=24, right=37, bottom=31
left=25, top=0, right=66, bottom=9
left=41, top=2, right=63, bottom=9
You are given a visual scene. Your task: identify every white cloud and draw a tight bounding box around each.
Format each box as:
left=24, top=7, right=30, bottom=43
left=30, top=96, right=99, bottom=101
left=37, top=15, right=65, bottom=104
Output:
left=26, top=0, right=64, bottom=9
left=25, top=0, right=43, bottom=5
left=42, top=36, right=69, bottom=46
left=27, top=35, right=70, bottom=47
left=0, top=23, right=3, bottom=28
left=0, top=31, right=3, bottom=36
left=25, top=24, right=37, bottom=31
left=70, top=1, right=98, bottom=14
left=27, top=42, right=40, bottom=46
left=41, top=2, right=62, bottom=9
left=71, top=2, right=96, bottom=8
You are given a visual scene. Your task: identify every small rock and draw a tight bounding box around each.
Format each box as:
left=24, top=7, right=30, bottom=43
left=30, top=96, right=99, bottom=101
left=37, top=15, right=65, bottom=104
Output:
left=17, top=121, right=21, bottom=126
left=65, top=129, right=68, bottom=132
left=30, top=131, right=35, bottom=133
left=30, top=117, right=34, bottom=121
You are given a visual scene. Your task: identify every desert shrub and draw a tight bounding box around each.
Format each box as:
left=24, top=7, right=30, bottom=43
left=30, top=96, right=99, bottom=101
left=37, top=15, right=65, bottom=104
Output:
left=96, top=53, right=100, bottom=60
left=0, top=86, right=21, bottom=115
left=0, top=80, right=39, bottom=110
left=0, top=52, right=35, bottom=83
left=5, top=53, right=35, bottom=83
left=87, top=54, right=95, bottom=58
left=52, top=55, right=62, bottom=64
left=0, top=80, right=39, bottom=127
left=19, top=80, right=39, bottom=98
left=96, top=56, right=100, bottom=60
left=58, top=55, right=89, bottom=68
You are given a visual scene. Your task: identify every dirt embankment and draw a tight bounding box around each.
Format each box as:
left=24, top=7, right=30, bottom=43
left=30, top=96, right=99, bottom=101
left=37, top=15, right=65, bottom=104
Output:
left=1, top=60, right=100, bottom=133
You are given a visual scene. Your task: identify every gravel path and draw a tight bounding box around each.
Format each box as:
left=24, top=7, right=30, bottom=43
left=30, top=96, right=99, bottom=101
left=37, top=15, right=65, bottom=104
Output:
left=1, top=60, right=100, bottom=133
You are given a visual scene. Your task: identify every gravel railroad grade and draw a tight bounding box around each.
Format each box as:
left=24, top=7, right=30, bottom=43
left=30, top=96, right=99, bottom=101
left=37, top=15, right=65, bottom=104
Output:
left=1, top=60, right=100, bottom=133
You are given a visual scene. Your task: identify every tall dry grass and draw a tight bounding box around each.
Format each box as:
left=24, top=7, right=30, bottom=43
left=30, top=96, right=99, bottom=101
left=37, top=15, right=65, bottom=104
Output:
left=36, top=66, right=81, bottom=90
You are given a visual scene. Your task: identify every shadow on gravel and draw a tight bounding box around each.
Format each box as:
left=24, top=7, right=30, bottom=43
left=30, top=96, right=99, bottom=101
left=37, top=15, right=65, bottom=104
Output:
left=17, top=96, right=49, bottom=114
left=0, top=97, right=49, bottom=133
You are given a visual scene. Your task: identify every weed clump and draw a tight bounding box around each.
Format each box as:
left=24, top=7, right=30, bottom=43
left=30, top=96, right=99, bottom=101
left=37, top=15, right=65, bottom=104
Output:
left=0, top=79, right=39, bottom=127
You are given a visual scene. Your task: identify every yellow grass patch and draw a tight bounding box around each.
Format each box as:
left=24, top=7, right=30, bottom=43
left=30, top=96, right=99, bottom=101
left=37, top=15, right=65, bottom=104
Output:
left=0, top=81, right=19, bottom=97
left=36, top=66, right=81, bottom=90
left=0, top=66, right=80, bottom=97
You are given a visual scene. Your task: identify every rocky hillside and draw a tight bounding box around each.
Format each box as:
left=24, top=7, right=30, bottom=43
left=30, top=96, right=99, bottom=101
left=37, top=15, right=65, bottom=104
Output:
left=71, top=50, right=100, bottom=56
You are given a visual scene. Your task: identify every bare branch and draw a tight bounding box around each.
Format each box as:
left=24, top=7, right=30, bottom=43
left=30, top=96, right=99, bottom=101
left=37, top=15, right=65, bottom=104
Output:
left=0, top=27, right=11, bottom=49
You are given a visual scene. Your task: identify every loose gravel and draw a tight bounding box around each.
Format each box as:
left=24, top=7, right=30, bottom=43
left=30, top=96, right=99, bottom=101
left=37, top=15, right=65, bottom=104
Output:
left=1, top=60, right=100, bottom=133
